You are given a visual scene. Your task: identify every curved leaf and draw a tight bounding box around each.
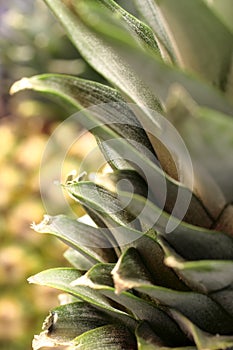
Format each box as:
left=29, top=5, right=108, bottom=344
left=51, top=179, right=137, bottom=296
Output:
left=64, top=248, right=97, bottom=271
left=28, top=268, right=137, bottom=329
left=42, top=0, right=160, bottom=111
left=134, top=0, right=176, bottom=62
left=32, top=302, right=112, bottom=350
left=32, top=214, right=117, bottom=264
left=86, top=0, right=159, bottom=51
left=166, top=87, right=233, bottom=204
left=135, top=284, right=233, bottom=334
left=72, top=324, right=137, bottom=350
left=11, top=74, right=216, bottom=230
left=117, top=191, right=233, bottom=260
left=171, top=310, right=233, bottom=350
left=153, top=0, right=233, bottom=90
left=74, top=267, right=189, bottom=346
left=78, top=2, right=233, bottom=116
left=112, top=247, right=153, bottom=294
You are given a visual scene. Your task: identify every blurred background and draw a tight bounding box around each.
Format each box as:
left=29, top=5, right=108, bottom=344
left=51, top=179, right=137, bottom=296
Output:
left=0, top=1, right=107, bottom=349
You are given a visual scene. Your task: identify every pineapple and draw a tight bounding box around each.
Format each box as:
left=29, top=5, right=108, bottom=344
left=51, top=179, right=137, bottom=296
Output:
left=10, top=0, right=233, bottom=349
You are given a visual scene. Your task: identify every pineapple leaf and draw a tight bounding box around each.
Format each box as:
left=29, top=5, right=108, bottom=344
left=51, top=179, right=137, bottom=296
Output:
left=32, top=301, right=113, bottom=350
left=72, top=324, right=137, bottom=350
left=42, top=0, right=161, bottom=112
left=117, top=190, right=233, bottom=257
left=152, top=0, right=233, bottom=90
left=10, top=73, right=157, bottom=168
left=11, top=73, right=218, bottom=229
left=111, top=247, right=153, bottom=294
left=79, top=0, right=159, bottom=52
left=65, top=180, right=141, bottom=232
left=171, top=310, right=233, bottom=350
left=164, top=252, right=233, bottom=293
left=78, top=2, right=233, bottom=116
left=32, top=214, right=117, bottom=264
left=95, top=170, right=148, bottom=200
left=85, top=263, right=115, bottom=288
left=133, top=0, right=176, bottom=63
left=136, top=321, right=195, bottom=350
left=74, top=267, right=189, bottom=347
left=211, top=288, right=233, bottom=318
left=166, top=87, right=233, bottom=204
left=28, top=268, right=137, bottom=329
left=128, top=235, right=189, bottom=291
left=64, top=248, right=96, bottom=271
left=135, top=284, right=233, bottom=334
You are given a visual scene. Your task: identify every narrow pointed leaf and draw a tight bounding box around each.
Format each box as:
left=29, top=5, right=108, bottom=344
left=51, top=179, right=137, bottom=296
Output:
left=11, top=74, right=215, bottom=229
left=72, top=324, right=137, bottom=350
left=10, top=74, right=157, bottom=166
left=171, top=310, right=233, bottom=350
left=32, top=214, right=117, bottom=264
left=78, top=3, right=233, bottom=116
left=64, top=248, right=96, bottom=271
left=165, top=254, right=233, bottom=293
left=28, top=268, right=137, bottom=329
left=117, top=191, right=233, bottom=260
left=81, top=0, right=159, bottom=51
left=112, top=247, right=153, bottom=294
left=135, top=284, right=233, bottom=334
left=129, top=234, right=189, bottom=291
left=33, top=302, right=112, bottom=350
left=74, top=269, right=189, bottom=346
left=153, top=0, right=233, bottom=90
left=134, top=0, right=176, bottom=62
left=42, top=0, right=160, bottom=111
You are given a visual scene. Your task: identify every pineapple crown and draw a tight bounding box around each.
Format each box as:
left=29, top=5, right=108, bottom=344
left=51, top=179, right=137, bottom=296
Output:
left=11, top=0, right=233, bottom=349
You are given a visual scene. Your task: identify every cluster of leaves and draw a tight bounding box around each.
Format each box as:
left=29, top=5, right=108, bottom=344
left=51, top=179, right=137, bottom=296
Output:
left=9, top=0, right=233, bottom=349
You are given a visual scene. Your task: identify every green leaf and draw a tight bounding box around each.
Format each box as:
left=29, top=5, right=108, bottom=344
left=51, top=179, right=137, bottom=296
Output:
left=94, top=170, right=148, bottom=200
left=74, top=267, right=189, bottom=346
left=78, top=2, right=233, bottom=116
left=11, top=73, right=216, bottom=230
left=171, top=310, right=233, bottom=350
left=111, top=247, right=153, bottom=294
left=166, top=87, right=233, bottom=204
left=86, top=263, right=115, bottom=288
left=72, top=324, right=137, bottom=350
left=211, top=288, right=233, bottom=318
left=117, top=191, right=233, bottom=260
left=42, top=0, right=160, bottom=112
left=32, top=302, right=112, bottom=350
left=28, top=268, right=137, bottom=329
left=64, top=248, right=96, bottom=271
left=134, top=0, right=176, bottom=62
left=135, top=284, right=233, bottom=334
left=32, top=214, right=117, bottom=264
left=65, top=177, right=142, bottom=250
left=129, top=234, right=189, bottom=291
left=10, top=73, right=157, bottom=170
left=153, top=0, right=233, bottom=90
left=81, top=0, right=159, bottom=51
left=136, top=322, right=195, bottom=350
left=164, top=252, right=233, bottom=293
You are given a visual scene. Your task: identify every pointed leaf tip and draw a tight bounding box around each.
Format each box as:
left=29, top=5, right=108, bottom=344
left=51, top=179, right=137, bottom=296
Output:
left=10, top=77, right=34, bottom=95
